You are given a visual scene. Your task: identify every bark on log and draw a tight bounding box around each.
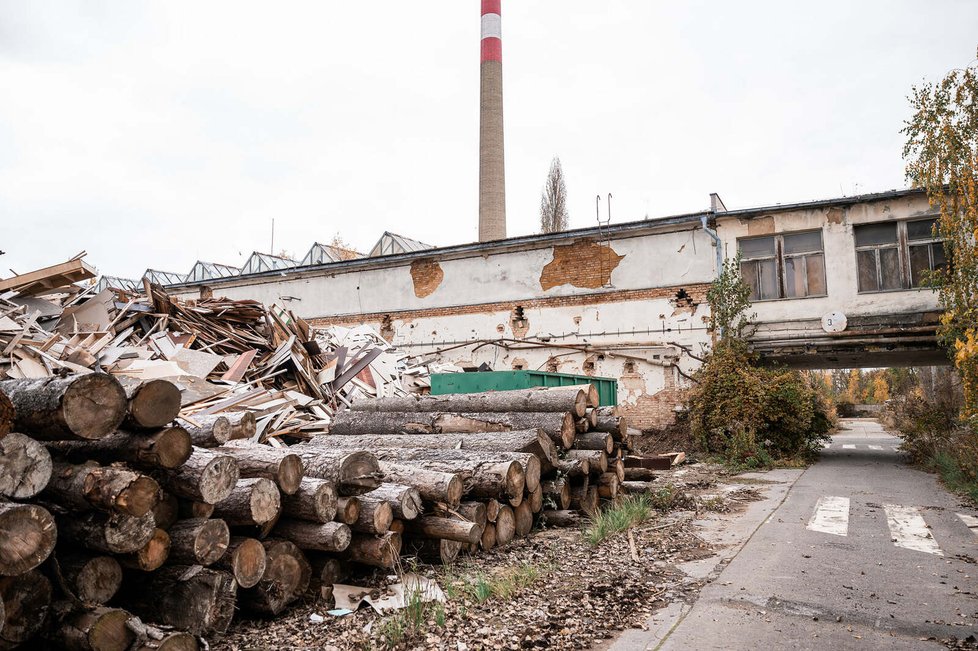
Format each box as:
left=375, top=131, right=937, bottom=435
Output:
left=365, top=450, right=524, bottom=501
left=584, top=408, right=598, bottom=429
left=49, top=606, right=136, bottom=651
left=542, top=478, right=571, bottom=511
left=566, top=449, right=607, bottom=474
left=151, top=492, right=178, bottom=530
left=378, top=463, right=462, bottom=508
left=388, top=519, right=404, bottom=534
left=166, top=518, right=229, bottom=566
left=335, top=497, right=360, bottom=525
left=117, top=377, right=181, bottom=431
left=553, top=457, right=589, bottom=478
left=213, top=537, right=266, bottom=589
left=46, top=461, right=160, bottom=517
left=403, top=516, right=481, bottom=544
left=350, top=498, right=393, bottom=535
left=607, top=457, right=625, bottom=482
left=239, top=540, right=310, bottom=616
left=0, top=431, right=52, bottom=499
left=585, top=486, right=600, bottom=511
left=623, top=467, right=656, bottom=481
left=593, top=407, right=626, bottom=438
left=365, top=447, right=540, bottom=494
left=360, top=483, right=422, bottom=521
left=329, top=411, right=577, bottom=449
left=118, top=528, right=170, bottom=572
left=160, top=448, right=239, bottom=504
left=573, top=432, right=614, bottom=454
left=281, top=478, right=337, bottom=523
left=597, top=473, right=619, bottom=499
left=51, top=427, right=192, bottom=470
left=292, top=447, right=380, bottom=495
left=216, top=441, right=304, bottom=495
left=126, top=566, right=237, bottom=636
left=621, top=480, right=657, bottom=493
left=222, top=411, right=257, bottom=441
left=57, top=553, right=122, bottom=605
left=539, top=510, right=582, bottom=528
left=178, top=500, right=214, bottom=520
left=405, top=538, right=462, bottom=565
left=0, top=374, right=126, bottom=441
left=0, top=389, right=12, bottom=440
left=0, top=501, right=56, bottom=575
left=574, top=418, right=588, bottom=434
left=307, top=554, right=347, bottom=600
left=308, top=428, right=558, bottom=470
left=348, top=386, right=589, bottom=418
left=339, top=531, right=402, bottom=568
left=457, top=502, right=487, bottom=528
left=213, top=478, right=281, bottom=527
left=0, top=571, right=52, bottom=649
left=136, top=631, right=198, bottom=651
left=58, top=511, right=155, bottom=555
left=273, top=520, right=352, bottom=553
left=494, top=506, right=516, bottom=545
left=479, top=522, right=496, bottom=550
left=514, top=501, right=533, bottom=538
left=485, top=498, right=500, bottom=523
left=175, top=415, right=229, bottom=448
left=569, top=480, right=594, bottom=513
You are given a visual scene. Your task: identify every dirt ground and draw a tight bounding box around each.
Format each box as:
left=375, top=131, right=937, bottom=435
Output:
left=214, top=463, right=761, bottom=651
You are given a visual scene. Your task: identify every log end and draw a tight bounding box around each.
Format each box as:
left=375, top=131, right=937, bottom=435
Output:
left=155, top=427, right=193, bottom=469
left=277, top=454, right=304, bottom=496
left=0, top=503, right=56, bottom=576
left=130, top=379, right=182, bottom=429
left=118, top=474, right=162, bottom=518
left=560, top=413, right=576, bottom=449
left=199, top=456, right=240, bottom=505
left=77, top=607, right=137, bottom=651
left=249, top=478, right=283, bottom=526
left=75, top=555, right=124, bottom=604
left=230, top=538, right=267, bottom=589
left=63, top=374, right=129, bottom=440
left=195, top=519, right=231, bottom=566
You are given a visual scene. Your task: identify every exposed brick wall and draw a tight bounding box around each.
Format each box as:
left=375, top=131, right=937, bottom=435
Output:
left=618, top=387, right=688, bottom=431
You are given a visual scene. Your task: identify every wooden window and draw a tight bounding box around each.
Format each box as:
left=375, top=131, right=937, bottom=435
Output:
left=854, top=218, right=945, bottom=292
left=906, top=218, right=946, bottom=287
left=738, top=230, right=826, bottom=301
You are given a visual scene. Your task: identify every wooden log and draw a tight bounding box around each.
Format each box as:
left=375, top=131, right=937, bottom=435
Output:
left=151, top=492, right=178, bottom=530
left=329, top=411, right=577, bottom=449
left=569, top=479, right=593, bottom=513
left=574, top=418, right=589, bottom=434
left=223, top=411, right=257, bottom=441
left=539, top=510, right=582, bottom=528
left=281, top=478, right=337, bottom=523
left=363, top=450, right=524, bottom=501
left=292, top=447, right=380, bottom=495
left=378, top=463, right=462, bottom=507
left=360, top=483, right=422, bottom=521
left=57, top=553, right=122, bottom=605
left=350, top=498, right=393, bottom=535
left=217, top=441, right=304, bottom=495
left=307, top=554, right=348, bottom=600
left=213, top=478, right=281, bottom=527
left=457, top=501, right=488, bottom=528
left=0, top=431, right=52, bottom=499
left=274, top=520, right=352, bottom=553
left=573, top=432, right=614, bottom=454
left=623, top=455, right=672, bottom=470
left=584, top=408, right=598, bottom=429
left=117, top=377, right=181, bottom=431
left=566, top=449, right=607, bottom=474
left=135, top=631, right=198, bottom=651
left=597, top=473, right=619, bottom=500
left=607, top=457, right=625, bottom=482
left=0, top=570, right=52, bottom=649
left=213, top=537, right=266, bottom=589
left=621, top=480, right=657, bottom=493
left=480, top=522, right=496, bottom=550
left=405, top=538, right=462, bottom=565
left=48, top=606, right=136, bottom=651
left=389, top=519, right=404, bottom=534
left=485, top=498, right=501, bottom=523
left=528, top=484, right=543, bottom=514
left=50, top=427, right=192, bottom=470
left=514, top=500, right=533, bottom=537
left=160, top=448, right=239, bottom=504
left=166, top=518, right=229, bottom=566
left=240, top=540, right=310, bottom=616
left=178, top=500, right=214, bottom=520
left=364, top=447, right=540, bottom=493
left=335, top=496, right=360, bottom=525
left=340, top=531, right=402, bottom=568
left=307, top=428, right=558, bottom=470
left=125, top=566, right=237, bottom=636
left=593, top=407, right=626, bottom=437
left=585, top=486, right=600, bottom=511
left=347, top=386, right=589, bottom=417
left=0, top=389, right=12, bottom=439
left=0, top=374, right=126, bottom=441
left=494, top=505, right=516, bottom=545
left=118, top=528, right=170, bottom=572
left=58, top=511, right=155, bottom=555
left=542, top=478, right=571, bottom=510
left=0, top=501, right=55, bottom=575
left=45, top=461, right=160, bottom=517
left=403, top=516, right=481, bottom=544
left=175, top=415, right=230, bottom=448
left=553, top=457, right=589, bottom=478
left=623, top=467, right=657, bottom=481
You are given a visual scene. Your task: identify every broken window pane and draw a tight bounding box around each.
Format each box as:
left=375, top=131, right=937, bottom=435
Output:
left=739, top=236, right=776, bottom=260
left=855, top=223, right=897, bottom=247
left=783, top=231, right=822, bottom=255
left=807, top=253, right=826, bottom=295
left=857, top=250, right=879, bottom=292
left=880, top=247, right=902, bottom=290
left=907, top=219, right=938, bottom=241
left=783, top=257, right=803, bottom=298
left=741, top=260, right=761, bottom=301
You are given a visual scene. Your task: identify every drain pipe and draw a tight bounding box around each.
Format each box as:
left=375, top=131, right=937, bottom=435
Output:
left=700, top=214, right=723, bottom=279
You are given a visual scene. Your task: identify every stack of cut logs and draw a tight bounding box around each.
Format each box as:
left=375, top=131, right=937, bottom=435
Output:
left=0, top=376, right=641, bottom=649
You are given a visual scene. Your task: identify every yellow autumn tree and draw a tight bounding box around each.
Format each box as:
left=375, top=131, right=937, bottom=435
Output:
left=872, top=374, right=890, bottom=404
left=903, top=48, right=978, bottom=417
left=844, top=369, right=861, bottom=404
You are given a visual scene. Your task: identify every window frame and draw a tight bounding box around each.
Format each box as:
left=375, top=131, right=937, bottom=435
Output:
left=853, top=216, right=944, bottom=294
left=737, top=229, right=828, bottom=302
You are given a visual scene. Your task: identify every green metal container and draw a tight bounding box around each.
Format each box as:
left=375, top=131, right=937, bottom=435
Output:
left=430, top=371, right=618, bottom=407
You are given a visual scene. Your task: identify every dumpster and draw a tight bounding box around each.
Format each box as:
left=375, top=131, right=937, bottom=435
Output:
left=430, top=370, right=618, bottom=407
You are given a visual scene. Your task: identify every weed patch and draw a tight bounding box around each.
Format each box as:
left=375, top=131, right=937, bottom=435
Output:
left=584, top=494, right=655, bottom=546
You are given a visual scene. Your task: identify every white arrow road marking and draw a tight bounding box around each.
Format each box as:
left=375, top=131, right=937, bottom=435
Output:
left=808, top=496, right=850, bottom=536
left=842, top=444, right=856, bottom=450
left=868, top=445, right=883, bottom=450
left=885, top=505, right=943, bottom=555
left=958, top=513, right=978, bottom=537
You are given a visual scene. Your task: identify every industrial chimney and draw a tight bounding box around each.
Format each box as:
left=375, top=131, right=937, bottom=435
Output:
left=479, top=0, right=506, bottom=241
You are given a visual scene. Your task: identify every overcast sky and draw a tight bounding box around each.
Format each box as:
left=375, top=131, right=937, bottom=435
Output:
left=1, top=1, right=976, bottom=281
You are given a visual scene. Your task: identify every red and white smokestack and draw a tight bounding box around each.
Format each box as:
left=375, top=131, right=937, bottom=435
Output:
left=479, top=0, right=506, bottom=241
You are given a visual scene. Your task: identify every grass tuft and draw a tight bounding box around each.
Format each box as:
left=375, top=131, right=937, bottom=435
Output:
left=583, top=494, right=654, bottom=546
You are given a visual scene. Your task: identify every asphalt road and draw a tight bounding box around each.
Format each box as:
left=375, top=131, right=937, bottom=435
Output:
left=654, top=419, right=978, bottom=650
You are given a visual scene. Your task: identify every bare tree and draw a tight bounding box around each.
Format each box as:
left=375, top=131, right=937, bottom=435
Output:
left=539, top=156, right=569, bottom=233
